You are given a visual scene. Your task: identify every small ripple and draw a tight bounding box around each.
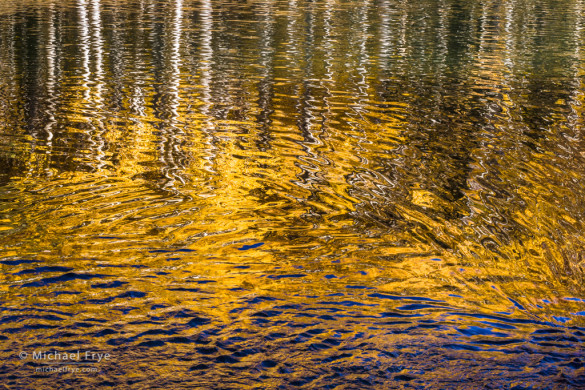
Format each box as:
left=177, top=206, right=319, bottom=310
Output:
left=19, top=272, right=109, bottom=288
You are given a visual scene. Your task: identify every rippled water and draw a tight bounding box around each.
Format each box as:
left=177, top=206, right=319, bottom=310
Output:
left=1, top=0, right=585, bottom=387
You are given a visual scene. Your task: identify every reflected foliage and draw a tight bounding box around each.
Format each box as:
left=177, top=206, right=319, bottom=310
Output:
left=1, top=0, right=585, bottom=387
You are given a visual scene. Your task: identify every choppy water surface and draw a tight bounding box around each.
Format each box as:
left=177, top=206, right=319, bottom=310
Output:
left=1, top=0, right=585, bottom=387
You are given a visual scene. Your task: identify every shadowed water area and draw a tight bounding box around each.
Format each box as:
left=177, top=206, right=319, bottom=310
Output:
left=1, top=0, right=585, bottom=387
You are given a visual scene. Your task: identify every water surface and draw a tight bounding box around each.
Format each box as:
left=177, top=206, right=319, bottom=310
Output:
left=1, top=0, right=585, bottom=387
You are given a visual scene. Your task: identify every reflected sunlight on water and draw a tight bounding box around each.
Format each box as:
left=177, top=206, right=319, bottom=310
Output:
left=0, top=0, right=585, bottom=387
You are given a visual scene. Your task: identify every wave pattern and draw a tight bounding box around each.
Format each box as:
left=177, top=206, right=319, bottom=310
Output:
left=1, top=0, right=585, bottom=387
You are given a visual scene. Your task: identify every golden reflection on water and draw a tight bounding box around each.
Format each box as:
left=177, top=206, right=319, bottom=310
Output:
left=1, top=0, right=585, bottom=387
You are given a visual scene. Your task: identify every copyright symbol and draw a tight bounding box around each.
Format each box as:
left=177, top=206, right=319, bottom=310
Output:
left=19, top=352, right=27, bottom=360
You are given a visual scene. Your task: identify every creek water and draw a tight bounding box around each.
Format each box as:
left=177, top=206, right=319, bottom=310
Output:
left=0, top=0, right=585, bottom=387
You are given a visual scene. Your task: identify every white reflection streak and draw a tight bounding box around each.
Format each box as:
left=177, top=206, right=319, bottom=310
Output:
left=353, top=0, right=370, bottom=146
left=131, top=0, right=149, bottom=119
left=286, top=0, right=300, bottom=61
left=44, top=3, right=56, bottom=157
left=322, top=0, right=334, bottom=119
left=200, top=0, right=218, bottom=173
left=504, top=0, right=515, bottom=70
left=200, top=0, right=213, bottom=111
left=574, top=0, right=583, bottom=75
left=478, top=0, right=488, bottom=60
left=169, top=0, right=183, bottom=129
left=323, top=0, right=334, bottom=83
left=91, top=0, right=106, bottom=170
left=502, top=0, right=518, bottom=128
left=78, top=0, right=98, bottom=171
left=130, top=0, right=146, bottom=118
left=356, top=0, right=370, bottom=97
left=398, top=2, right=407, bottom=59
left=91, top=0, right=104, bottom=107
left=287, top=0, right=298, bottom=40
left=570, top=0, right=584, bottom=133
left=437, top=0, right=448, bottom=84
left=378, top=0, right=391, bottom=67
left=78, top=0, right=90, bottom=101
left=258, top=0, right=274, bottom=135
left=259, top=0, right=273, bottom=77
left=163, top=0, right=185, bottom=189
